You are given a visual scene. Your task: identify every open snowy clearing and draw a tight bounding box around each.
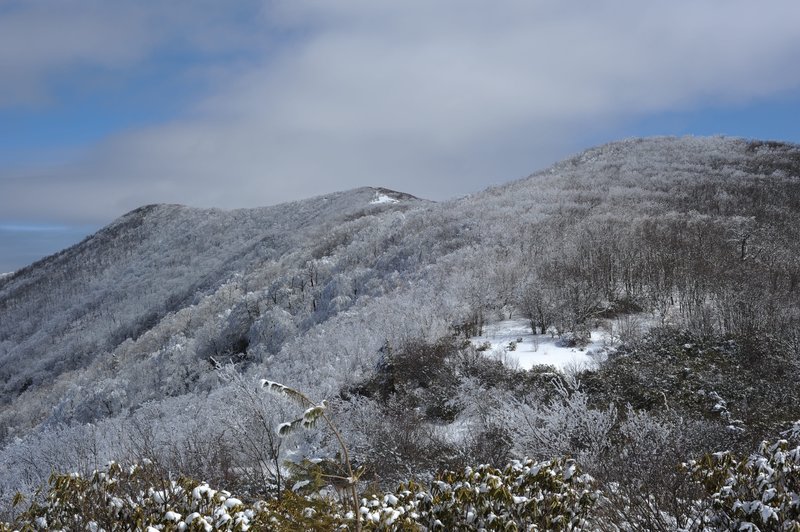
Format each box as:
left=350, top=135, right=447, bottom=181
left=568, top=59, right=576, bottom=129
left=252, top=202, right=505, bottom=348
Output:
left=471, top=318, right=612, bottom=371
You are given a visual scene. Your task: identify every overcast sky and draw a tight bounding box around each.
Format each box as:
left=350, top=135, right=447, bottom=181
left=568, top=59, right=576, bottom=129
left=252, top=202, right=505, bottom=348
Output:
left=2, top=0, right=800, bottom=272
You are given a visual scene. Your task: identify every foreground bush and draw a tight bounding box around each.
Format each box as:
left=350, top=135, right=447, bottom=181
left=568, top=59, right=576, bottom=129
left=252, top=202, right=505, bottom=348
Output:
left=2, top=457, right=599, bottom=531
left=361, top=457, right=600, bottom=530
left=2, top=460, right=343, bottom=531
left=687, top=435, right=800, bottom=531
left=7, top=439, right=800, bottom=531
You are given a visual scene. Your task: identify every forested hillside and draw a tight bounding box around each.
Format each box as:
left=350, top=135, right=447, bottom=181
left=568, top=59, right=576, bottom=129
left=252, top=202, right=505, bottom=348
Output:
left=1, top=136, right=799, bottom=529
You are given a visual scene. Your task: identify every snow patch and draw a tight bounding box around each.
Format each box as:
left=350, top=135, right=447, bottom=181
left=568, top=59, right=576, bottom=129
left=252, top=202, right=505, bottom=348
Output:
left=471, top=318, right=611, bottom=371
left=370, top=193, right=399, bottom=204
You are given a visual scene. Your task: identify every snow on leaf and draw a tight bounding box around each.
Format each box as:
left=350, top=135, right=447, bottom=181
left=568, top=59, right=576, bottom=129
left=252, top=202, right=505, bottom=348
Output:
left=224, top=497, right=242, bottom=509
left=292, top=480, right=311, bottom=491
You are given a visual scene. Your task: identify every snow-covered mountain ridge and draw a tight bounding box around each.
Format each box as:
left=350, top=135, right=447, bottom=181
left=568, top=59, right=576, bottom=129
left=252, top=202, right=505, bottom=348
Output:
left=0, top=187, right=426, bottom=408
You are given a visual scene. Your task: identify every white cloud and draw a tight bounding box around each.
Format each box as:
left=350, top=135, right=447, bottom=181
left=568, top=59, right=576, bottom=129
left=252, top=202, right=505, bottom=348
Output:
left=2, top=0, right=800, bottom=223
left=0, top=0, right=265, bottom=106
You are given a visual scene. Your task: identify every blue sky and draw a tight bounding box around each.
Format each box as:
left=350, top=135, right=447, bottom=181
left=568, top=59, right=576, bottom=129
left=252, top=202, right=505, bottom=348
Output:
left=2, top=1, right=800, bottom=273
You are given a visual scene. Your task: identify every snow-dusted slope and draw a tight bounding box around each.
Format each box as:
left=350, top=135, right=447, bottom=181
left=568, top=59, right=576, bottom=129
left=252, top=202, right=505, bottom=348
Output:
left=0, top=136, right=798, bottom=496
left=0, top=187, right=427, bottom=421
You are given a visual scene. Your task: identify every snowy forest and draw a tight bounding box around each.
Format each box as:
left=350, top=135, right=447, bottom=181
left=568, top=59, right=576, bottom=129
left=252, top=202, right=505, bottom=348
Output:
left=0, top=136, right=799, bottom=530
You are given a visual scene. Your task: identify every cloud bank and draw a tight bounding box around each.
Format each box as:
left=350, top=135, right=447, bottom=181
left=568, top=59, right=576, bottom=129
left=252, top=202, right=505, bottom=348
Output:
left=2, top=0, right=800, bottom=224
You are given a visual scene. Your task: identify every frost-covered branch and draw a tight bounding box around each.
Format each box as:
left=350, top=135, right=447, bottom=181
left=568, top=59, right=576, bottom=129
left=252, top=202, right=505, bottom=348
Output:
left=261, top=379, right=362, bottom=531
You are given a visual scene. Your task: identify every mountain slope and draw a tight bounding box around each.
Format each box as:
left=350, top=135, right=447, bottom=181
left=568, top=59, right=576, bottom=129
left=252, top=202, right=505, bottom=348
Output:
left=2, top=136, right=799, bottom=429
left=0, top=187, right=427, bottom=419
left=0, top=136, right=799, bottom=516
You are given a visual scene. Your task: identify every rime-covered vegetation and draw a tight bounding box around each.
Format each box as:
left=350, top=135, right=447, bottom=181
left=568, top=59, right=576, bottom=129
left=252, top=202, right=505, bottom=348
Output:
left=1, top=137, right=800, bottom=529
